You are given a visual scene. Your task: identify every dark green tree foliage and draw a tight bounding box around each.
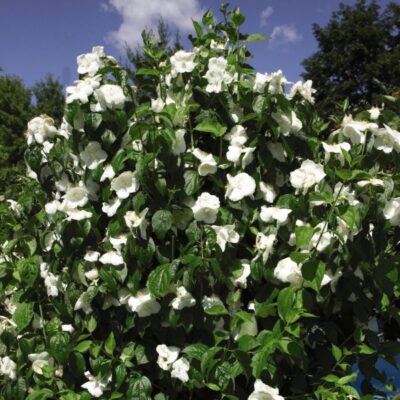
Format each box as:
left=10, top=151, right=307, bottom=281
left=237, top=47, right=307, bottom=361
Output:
left=126, top=19, right=182, bottom=103
left=302, top=0, right=400, bottom=116
left=31, top=74, right=65, bottom=124
left=0, top=74, right=31, bottom=196
left=0, top=72, right=64, bottom=197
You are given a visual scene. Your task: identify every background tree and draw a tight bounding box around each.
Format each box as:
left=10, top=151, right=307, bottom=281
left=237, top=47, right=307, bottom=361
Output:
left=0, top=72, right=64, bottom=198
left=302, top=0, right=400, bottom=116
left=0, top=73, right=32, bottom=197
left=126, top=19, right=181, bottom=103
left=31, top=74, right=65, bottom=124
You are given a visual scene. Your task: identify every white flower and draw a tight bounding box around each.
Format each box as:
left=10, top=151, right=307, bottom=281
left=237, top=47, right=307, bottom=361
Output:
left=192, top=192, right=220, bottom=224
left=151, top=98, right=165, bottom=113
left=77, top=51, right=102, bottom=76
left=227, top=144, right=242, bottom=164
left=100, top=164, right=115, bottom=182
left=74, top=291, right=93, bottom=314
left=66, top=80, right=94, bottom=104
left=0, top=356, right=17, bottom=380
left=172, top=129, right=187, bottom=155
left=259, top=182, right=277, bottom=203
left=333, top=183, right=359, bottom=206
left=226, top=173, right=256, bottom=202
left=171, top=358, right=190, bottom=382
left=124, top=208, right=149, bottom=239
left=28, top=352, right=54, bottom=375
left=212, top=225, right=240, bottom=252
left=45, top=199, right=61, bottom=215
left=40, top=263, right=61, bottom=297
left=253, top=72, right=269, bottom=93
left=192, top=148, right=217, bottom=176
left=322, top=142, right=351, bottom=165
left=357, top=178, right=385, bottom=187
left=127, top=289, right=161, bottom=317
left=241, top=147, right=256, bottom=168
left=289, top=80, right=316, bottom=103
left=202, top=295, right=224, bottom=310
left=265, top=70, right=288, bottom=94
left=109, top=235, right=128, bottom=252
left=80, top=141, right=107, bottom=170
left=272, top=110, right=302, bottom=136
left=156, top=344, right=180, bottom=371
left=368, top=106, right=380, bottom=120
left=62, top=324, right=75, bottom=333
left=373, top=124, right=400, bottom=153
left=232, top=262, right=251, bottom=289
left=383, top=197, right=400, bottom=226
left=225, top=125, right=248, bottom=146
left=27, top=116, right=58, bottom=145
left=255, top=233, right=276, bottom=263
left=248, top=379, right=284, bottom=400
left=274, top=257, right=303, bottom=288
left=210, top=39, right=225, bottom=51
left=63, top=186, right=89, bottom=209
left=94, top=84, right=126, bottom=111
left=170, top=286, right=196, bottom=310
left=310, top=222, right=334, bottom=252
left=290, top=160, right=326, bottom=194
left=341, top=115, right=378, bottom=145
left=260, top=206, right=292, bottom=225
left=204, top=57, right=234, bottom=93
left=99, top=251, right=124, bottom=266
left=81, top=371, right=111, bottom=398
left=85, top=268, right=99, bottom=282
left=170, top=50, right=197, bottom=76
left=102, top=197, right=121, bottom=217
left=111, top=171, right=139, bottom=199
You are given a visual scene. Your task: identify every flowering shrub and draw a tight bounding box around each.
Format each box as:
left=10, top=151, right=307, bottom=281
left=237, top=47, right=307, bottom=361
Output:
left=1, top=6, right=400, bottom=400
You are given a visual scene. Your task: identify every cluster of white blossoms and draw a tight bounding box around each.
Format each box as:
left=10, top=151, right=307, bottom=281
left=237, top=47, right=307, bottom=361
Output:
left=225, top=125, right=255, bottom=168
left=156, top=345, right=190, bottom=383
left=0, top=356, right=17, bottom=381
left=204, top=57, right=235, bottom=93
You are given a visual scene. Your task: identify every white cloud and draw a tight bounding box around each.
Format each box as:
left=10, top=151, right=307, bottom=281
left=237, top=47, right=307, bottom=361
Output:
left=104, top=0, right=203, bottom=52
left=270, top=25, right=302, bottom=45
left=260, top=6, right=274, bottom=27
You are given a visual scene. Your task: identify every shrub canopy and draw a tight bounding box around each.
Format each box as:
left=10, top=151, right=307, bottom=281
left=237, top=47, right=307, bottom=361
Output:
left=0, top=6, right=399, bottom=400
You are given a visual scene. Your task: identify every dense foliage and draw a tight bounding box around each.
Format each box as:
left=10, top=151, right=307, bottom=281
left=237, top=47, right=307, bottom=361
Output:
left=1, top=6, right=399, bottom=400
left=302, top=0, right=400, bottom=116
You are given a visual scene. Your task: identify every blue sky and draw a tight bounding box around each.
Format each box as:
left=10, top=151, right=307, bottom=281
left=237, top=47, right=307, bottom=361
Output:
left=0, top=0, right=393, bottom=88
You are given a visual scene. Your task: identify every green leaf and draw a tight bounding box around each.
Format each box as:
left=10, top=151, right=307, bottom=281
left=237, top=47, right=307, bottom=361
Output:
left=105, top=331, right=116, bottom=355
left=151, top=210, right=172, bottom=240
left=184, top=170, right=200, bottom=196
left=277, top=287, right=294, bottom=322
left=74, top=340, right=92, bottom=353
left=50, top=332, right=70, bottom=364
left=204, top=305, right=229, bottom=316
left=18, top=256, right=40, bottom=287
left=302, top=260, right=326, bottom=290
left=245, top=33, right=267, bottom=42
left=127, top=375, right=152, bottom=400
left=183, top=344, right=209, bottom=360
left=295, top=226, right=314, bottom=248
left=192, top=20, right=203, bottom=37
left=13, top=303, right=33, bottom=332
left=135, top=68, right=160, bottom=76
left=194, top=120, right=227, bottom=137
left=26, top=389, right=54, bottom=400
left=202, top=10, right=214, bottom=25
left=115, top=364, right=127, bottom=388
left=147, top=263, right=171, bottom=297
